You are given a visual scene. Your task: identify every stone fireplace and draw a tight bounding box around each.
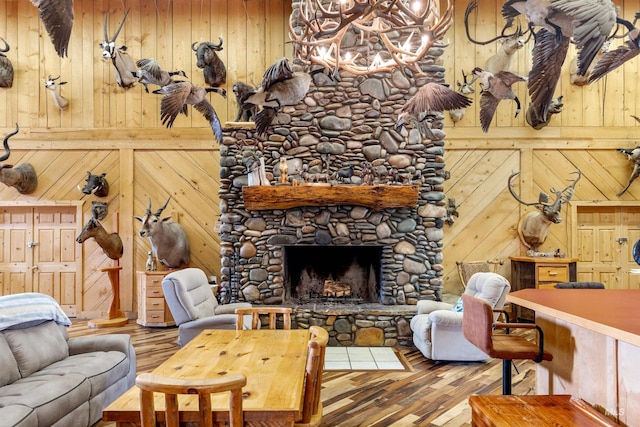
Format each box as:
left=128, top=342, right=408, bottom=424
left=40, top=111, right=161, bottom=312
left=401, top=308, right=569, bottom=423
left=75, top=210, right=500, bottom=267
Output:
left=216, top=0, right=450, bottom=346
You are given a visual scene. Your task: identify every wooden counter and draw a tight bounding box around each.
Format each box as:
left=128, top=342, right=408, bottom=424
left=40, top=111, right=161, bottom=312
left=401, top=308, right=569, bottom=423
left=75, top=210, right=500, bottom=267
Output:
left=507, top=289, right=640, bottom=426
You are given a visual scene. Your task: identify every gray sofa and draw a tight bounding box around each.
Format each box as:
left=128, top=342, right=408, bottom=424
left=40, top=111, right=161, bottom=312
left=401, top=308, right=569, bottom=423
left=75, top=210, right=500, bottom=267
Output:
left=0, top=293, right=136, bottom=427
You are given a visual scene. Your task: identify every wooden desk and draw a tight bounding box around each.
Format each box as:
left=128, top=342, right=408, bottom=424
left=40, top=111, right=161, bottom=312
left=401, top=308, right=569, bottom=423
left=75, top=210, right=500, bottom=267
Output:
left=507, top=289, right=640, bottom=427
left=103, top=329, right=311, bottom=427
left=469, top=395, right=621, bottom=426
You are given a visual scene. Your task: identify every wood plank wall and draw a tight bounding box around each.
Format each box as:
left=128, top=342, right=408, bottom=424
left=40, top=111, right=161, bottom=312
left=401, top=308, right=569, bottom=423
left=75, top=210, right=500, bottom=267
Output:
left=0, top=0, right=291, bottom=317
left=0, top=0, right=639, bottom=315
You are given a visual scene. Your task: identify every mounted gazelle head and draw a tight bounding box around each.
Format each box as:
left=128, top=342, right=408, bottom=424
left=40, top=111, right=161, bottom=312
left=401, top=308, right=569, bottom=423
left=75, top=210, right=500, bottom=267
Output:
left=44, top=75, right=69, bottom=111
left=508, top=169, right=582, bottom=251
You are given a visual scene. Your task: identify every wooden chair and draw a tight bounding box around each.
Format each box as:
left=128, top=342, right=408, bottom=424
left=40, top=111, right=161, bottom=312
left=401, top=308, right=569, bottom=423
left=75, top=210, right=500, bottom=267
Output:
left=461, top=293, right=553, bottom=395
left=135, top=372, right=246, bottom=427
left=235, top=307, right=293, bottom=330
left=456, top=259, right=503, bottom=289
left=295, top=325, right=329, bottom=427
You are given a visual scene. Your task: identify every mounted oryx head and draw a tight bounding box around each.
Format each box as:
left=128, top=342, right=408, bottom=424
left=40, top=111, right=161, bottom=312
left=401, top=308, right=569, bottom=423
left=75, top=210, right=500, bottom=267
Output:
left=76, top=217, right=123, bottom=260
left=508, top=169, right=582, bottom=251
left=99, top=10, right=137, bottom=89
left=0, top=37, right=14, bottom=88
left=44, top=75, right=69, bottom=111
left=192, top=38, right=227, bottom=96
left=134, top=197, right=190, bottom=268
left=0, top=124, right=38, bottom=194
left=78, top=171, right=109, bottom=198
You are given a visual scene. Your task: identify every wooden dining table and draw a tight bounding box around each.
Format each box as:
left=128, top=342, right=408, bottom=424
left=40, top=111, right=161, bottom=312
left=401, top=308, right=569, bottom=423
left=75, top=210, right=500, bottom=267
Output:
left=103, top=328, right=311, bottom=427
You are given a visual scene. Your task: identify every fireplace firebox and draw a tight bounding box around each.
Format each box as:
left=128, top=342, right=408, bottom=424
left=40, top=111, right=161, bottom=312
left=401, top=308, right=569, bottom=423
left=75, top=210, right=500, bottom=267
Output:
left=284, top=246, right=382, bottom=304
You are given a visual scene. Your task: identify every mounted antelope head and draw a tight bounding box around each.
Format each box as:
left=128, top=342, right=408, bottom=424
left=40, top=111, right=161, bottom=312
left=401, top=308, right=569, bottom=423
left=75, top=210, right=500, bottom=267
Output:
left=0, top=37, right=13, bottom=88
left=134, top=197, right=190, bottom=268
left=76, top=217, right=123, bottom=260
left=99, top=10, right=137, bottom=89
left=508, top=169, right=582, bottom=251
left=449, top=69, right=477, bottom=123
left=44, top=75, right=69, bottom=111
left=0, top=124, right=38, bottom=194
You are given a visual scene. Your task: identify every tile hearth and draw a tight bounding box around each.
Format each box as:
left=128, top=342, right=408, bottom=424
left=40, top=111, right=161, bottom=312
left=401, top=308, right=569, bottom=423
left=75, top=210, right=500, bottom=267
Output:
left=324, top=346, right=406, bottom=371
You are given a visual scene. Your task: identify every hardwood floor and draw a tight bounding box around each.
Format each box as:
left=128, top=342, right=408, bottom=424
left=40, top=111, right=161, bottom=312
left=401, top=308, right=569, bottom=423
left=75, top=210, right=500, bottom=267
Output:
left=75, top=319, right=536, bottom=427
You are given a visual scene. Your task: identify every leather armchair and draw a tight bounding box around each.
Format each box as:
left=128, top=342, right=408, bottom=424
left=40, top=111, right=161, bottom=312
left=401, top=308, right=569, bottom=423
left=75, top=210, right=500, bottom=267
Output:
left=410, top=272, right=511, bottom=362
left=162, top=268, right=252, bottom=346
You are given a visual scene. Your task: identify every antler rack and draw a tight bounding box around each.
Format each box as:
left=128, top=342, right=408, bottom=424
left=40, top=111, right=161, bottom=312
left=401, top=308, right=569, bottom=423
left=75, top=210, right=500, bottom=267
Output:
left=289, top=0, right=454, bottom=76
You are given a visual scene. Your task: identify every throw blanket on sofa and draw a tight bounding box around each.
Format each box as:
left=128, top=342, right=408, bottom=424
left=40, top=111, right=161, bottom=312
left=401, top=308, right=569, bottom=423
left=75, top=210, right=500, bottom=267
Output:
left=0, top=293, right=71, bottom=331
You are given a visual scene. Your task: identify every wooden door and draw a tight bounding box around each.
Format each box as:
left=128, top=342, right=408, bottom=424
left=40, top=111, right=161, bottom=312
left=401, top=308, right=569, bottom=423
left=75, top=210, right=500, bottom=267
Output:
left=0, top=204, right=82, bottom=315
left=0, top=206, right=33, bottom=295
left=574, top=205, right=640, bottom=289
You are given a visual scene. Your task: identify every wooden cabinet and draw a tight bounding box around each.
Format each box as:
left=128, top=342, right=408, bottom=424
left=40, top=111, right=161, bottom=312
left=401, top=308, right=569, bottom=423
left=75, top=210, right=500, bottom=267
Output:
left=136, top=271, right=174, bottom=327
left=509, top=256, right=578, bottom=321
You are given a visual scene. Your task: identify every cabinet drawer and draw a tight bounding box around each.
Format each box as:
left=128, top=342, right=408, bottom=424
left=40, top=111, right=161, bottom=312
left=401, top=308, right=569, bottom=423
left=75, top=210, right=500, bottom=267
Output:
left=144, top=310, right=167, bottom=323
left=146, top=285, right=164, bottom=298
left=537, top=265, right=568, bottom=283
left=146, top=297, right=166, bottom=310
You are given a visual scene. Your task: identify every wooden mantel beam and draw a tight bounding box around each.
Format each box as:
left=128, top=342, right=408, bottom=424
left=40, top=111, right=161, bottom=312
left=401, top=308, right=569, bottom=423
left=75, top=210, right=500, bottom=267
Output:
left=242, top=184, right=420, bottom=211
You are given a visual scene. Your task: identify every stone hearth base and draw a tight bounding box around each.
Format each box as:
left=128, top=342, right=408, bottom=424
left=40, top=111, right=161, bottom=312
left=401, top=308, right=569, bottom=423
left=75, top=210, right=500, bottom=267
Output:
left=289, top=304, right=418, bottom=347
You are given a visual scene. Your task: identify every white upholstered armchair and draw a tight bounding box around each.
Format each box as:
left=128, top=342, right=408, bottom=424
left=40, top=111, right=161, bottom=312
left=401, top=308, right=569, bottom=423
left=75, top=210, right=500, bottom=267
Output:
left=162, top=268, right=252, bottom=346
left=409, top=272, right=511, bottom=362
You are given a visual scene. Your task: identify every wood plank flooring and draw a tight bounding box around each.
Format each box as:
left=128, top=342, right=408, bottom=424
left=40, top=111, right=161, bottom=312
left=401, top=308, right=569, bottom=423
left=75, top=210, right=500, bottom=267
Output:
left=74, top=320, right=536, bottom=427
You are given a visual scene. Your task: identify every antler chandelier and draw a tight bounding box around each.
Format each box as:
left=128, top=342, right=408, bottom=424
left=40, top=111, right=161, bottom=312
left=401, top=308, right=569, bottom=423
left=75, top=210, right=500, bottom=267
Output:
left=289, top=0, right=454, bottom=76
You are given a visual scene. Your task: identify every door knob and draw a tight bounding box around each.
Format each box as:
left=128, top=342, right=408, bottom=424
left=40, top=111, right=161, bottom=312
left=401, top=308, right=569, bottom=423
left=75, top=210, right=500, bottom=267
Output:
left=27, top=242, right=39, bottom=248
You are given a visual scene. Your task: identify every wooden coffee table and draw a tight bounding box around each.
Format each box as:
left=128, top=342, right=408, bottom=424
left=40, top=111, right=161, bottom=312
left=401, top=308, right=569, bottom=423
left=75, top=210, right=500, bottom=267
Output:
left=103, top=329, right=311, bottom=426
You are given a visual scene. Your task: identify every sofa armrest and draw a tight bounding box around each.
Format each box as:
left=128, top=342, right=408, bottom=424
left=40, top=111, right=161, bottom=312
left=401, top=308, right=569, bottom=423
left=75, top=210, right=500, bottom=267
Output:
left=68, top=333, right=133, bottom=357
left=416, top=300, right=453, bottom=314
left=214, top=302, right=252, bottom=315
left=428, top=310, right=463, bottom=327
left=68, top=334, right=136, bottom=376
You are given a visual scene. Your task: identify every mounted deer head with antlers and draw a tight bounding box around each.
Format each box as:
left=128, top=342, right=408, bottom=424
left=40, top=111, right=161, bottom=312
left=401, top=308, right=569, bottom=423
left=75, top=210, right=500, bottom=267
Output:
left=508, top=169, right=582, bottom=251
left=289, top=0, right=454, bottom=76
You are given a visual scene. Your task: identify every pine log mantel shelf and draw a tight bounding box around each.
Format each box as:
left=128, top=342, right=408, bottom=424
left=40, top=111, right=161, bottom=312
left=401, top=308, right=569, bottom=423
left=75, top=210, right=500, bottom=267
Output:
left=242, top=184, right=420, bottom=210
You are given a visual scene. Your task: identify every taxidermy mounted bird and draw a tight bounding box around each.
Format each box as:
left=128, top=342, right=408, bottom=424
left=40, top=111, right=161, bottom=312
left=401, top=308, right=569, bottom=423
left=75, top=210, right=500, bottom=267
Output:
left=472, top=67, right=526, bottom=133
left=616, top=146, right=640, bottom=196
left=588, top=25, right=640, bottom=83
left=395, top=82, right=472, bottom=139
left=134, top=58, right=187, bottom=93
left=153, top=81, right=224, bottom=142
left=501, top=0, right=635, bottom=123
left=243, top=57, right=315, bottom=136
left=30, top=0, right=74, bottom=58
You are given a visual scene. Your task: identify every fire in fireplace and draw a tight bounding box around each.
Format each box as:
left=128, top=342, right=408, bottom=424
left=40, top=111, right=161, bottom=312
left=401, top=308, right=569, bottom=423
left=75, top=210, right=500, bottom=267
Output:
left=284, top=246, right=382, bottom=304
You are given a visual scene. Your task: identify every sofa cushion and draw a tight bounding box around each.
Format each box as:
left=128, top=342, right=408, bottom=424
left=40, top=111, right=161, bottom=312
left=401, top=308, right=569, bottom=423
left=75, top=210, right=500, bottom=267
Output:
left=0, top=373, right=90, bottom=427
left=34, top=350, right=129, bottom=398
left=0, top=334, right=21, bottom=387
left=0, top=404, right=38, bottom=427
left=3, top=321, right=69, bottom=377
